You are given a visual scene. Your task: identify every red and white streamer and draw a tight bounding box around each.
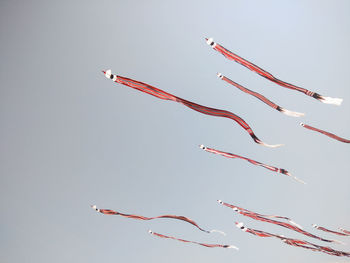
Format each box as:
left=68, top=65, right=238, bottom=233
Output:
left=206, top=38, right=342, bottom=105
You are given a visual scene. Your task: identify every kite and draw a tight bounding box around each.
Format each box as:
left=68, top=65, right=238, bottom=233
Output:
left=312, top=224, right=350, bottom=237
left=91, top=205, right=225, bottom=235
left=340, top=228, right=350, bottom=235
left=103, top=70, right=282, bottom=148
left=236, top=222, right=350, bottom=257
left=218, top=200, right=341, bottom=244
left=148, top=230, right=238, bottom=250
left=300, top=123, right=350, bottom=143
left=217, top=73, right=304, bottom=117
left=200, top=145, right=305, bottom=184
left=206, top=38, right=342, bottom=105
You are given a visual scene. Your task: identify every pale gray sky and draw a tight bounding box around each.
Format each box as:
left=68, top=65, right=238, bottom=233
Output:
left=1, top=0, right=350, bottom=262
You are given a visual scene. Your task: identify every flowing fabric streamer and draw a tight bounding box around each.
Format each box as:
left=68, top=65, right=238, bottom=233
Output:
left=236, top=222, right=350, bottom=257
left=103, top=70, right=282, bottom=148
left=91, top=205, right=225, bottom=235
left=206, top=38, right=342, bottom=105
left=200, top=145, right=305, bottom=184
left=300, top=123, right=350, bottom=143
left=149, top=230, right=238, bottom=249
left=218, top=200, right=341, bottom=244
left=217, top=73, right=304, bottom=117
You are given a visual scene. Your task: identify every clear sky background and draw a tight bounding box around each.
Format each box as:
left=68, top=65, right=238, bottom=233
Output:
left=1, top=0, right=350, bottom=262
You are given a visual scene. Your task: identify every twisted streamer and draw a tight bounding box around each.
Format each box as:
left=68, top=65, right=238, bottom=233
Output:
left=91, top=205, right=224, bottom=235
left=103, top=70, right=282, bottom=148
left=206, top=38, right=342, bottom=105
left=200, top=145, right=305, bottom=184
left=149, top=230, right=238, bottom=250
left=300, top=123, right=350, bottom=143
left=312, top=224, right=350, bottom=237
left=218, top=200, right=341, bottom=244
left=217, top=73, right=304, bottom=117
left=236, top=222, right=350, bottom=257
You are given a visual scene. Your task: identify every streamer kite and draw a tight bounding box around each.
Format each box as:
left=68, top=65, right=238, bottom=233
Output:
left=206, top=38, right=342, bottom=105
left=312, top=224, right=350, bottom=237
left=216, top=73, right=304, bottom=117
left=200, top=145, right=305, bottom=184
left=236, top=222, right=350, bottom=257
left=300, top=123, right=350, bottom=143
left=103, top=70, right=282, bottom=148
left=218, top=200, right=341, bottom=244
left=91, top=205, right=224, bottom=235
left=148, top=230, right=238, bottom=250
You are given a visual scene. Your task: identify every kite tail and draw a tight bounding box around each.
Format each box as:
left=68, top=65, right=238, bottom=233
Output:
left=253, top=136, right=283, bottom=148
left=332, top=239, right=346, bottom=245
left=290, top=174, right=307, bottom=185
left=315, top=94, right=343, bottom=106
left=208, top=229, right=227, bottom=236
left=225, top=245, right=239, bottom=250
left=279, top=108, right=305, bottom=117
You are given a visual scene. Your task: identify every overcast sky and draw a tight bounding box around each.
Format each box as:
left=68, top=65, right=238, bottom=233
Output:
left=1, top=0, right=350, bottom=262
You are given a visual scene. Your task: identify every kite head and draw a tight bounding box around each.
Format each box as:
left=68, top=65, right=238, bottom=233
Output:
left=148, top=230, right=154, bottom=234
left=103, top=69, right=117, bottom=81
left=199, top=144, right=206, bottom=150
left=299, top=122, right=305, bottom=127
left=217, top=200, right=223, bottom=204
left=206, top=37, right=216, bottom=48
left=235, top=222, right=247, bottom=231
left=312, top=224, right=318, bottom=228
left=216, top=73, right=223, bottom=79
left=91, top=204, right=100, bottom=212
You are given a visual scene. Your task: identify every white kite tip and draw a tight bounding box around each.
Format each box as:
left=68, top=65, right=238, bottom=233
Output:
left=206, top=37, right=214, bottom=45
left=91, top=205, right=99, bottom=212
left=216, top=72, right=223, bottom=79
left=105, top=69, right=112, bottom=78
left=206, top=37, right=216, bottom=48
left=236, top=222, right=244, bottom=229
left=199, top=144, right=206, bottom=149
left=281, top=108, right=305, bottom=117
left=148, top=230, right=153, bottom=234
left=217, top=199, right=223, bottom=204
left=312, top=224, right=318, bottom=228
left=299, top=122, right=305, bottom=126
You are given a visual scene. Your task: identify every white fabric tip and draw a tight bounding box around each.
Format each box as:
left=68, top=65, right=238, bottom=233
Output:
left=199, top=144, right=205, bottom=149
left=299, top=122, right=305, bottom=126
left=333, top=239, right=346, bottom=245
left=217, top=199, right=223, bottom=204
left=320, top=96, right=343, bottom=106
left=312, top=224, right=318, bottom=228
left=105, top=69, right=112, bottom=78
left=293, top=176, right=306, bottom=185
left=216, top=72, right=223, bottom=79
left=210, top=229, right=226, bottom=236
left=281, top=108, right=305, bottom=117
left=148, top=230, right=153, bottom=234
left=259, top=142, right=284, bottom=148
left=227, top=245, right=239, bottom=250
